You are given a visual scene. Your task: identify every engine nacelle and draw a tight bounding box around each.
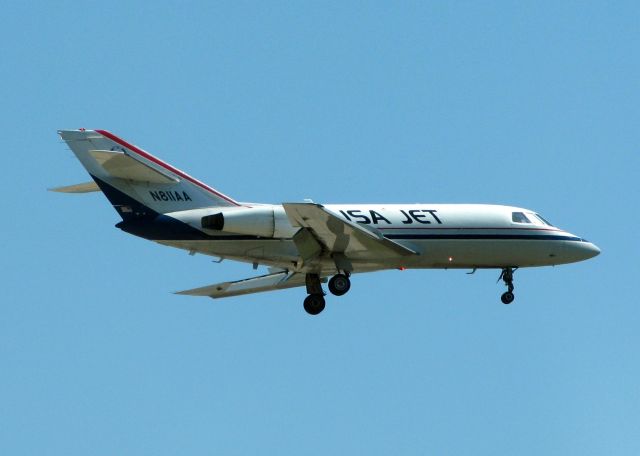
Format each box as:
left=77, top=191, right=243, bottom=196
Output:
left=201, top=207, right=275, bottom=237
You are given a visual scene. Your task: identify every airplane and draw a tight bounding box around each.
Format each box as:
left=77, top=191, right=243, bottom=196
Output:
left=52, top=129, right=600, bottom=315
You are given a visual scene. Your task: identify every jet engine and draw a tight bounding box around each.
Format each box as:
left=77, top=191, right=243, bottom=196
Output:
left=201, top=207, right=276, bottom=237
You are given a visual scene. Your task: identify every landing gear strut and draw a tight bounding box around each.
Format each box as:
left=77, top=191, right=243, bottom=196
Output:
left=499, top=267, right=516, bottom=304
left=304, top=273, right=326, bottom=315
left=328, top=273, right=351, bottom=296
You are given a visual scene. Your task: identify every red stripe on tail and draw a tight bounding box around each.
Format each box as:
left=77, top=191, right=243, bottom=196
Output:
left=96, top=130, right=241, bottom=207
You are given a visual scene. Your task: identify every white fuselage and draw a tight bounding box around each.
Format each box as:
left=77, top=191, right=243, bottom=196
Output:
left=56, top=128, right=601, bottom=309
left=162, top=203, right=600, bottom=275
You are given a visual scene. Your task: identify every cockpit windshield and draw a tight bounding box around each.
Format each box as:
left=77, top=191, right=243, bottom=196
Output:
left=533, top=213, right=554, bottom=226
left=511, top=212, right=531, bottom=223
left=512, top=211, right=555, bottom=227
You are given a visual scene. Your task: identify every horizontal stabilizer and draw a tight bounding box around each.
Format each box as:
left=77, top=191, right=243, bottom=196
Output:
left=89, top=150, right=179, bottom=184
left=176, top=271, right=312, bottom=299
left=49, top=181, right=100, bottom=193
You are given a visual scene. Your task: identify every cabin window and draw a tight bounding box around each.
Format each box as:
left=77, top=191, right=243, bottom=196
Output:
left=512, top=212, right=531, bottom=224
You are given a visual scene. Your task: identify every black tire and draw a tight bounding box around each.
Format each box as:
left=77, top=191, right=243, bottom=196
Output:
left=328, top=274, right=351, bottom=296
left=501, top=291, right=515, bottom=305
left=303, top=294, right=326, bottom=315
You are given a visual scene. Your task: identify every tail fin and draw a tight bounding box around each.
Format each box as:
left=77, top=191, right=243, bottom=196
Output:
left=57, top=129, right=241, bottom=220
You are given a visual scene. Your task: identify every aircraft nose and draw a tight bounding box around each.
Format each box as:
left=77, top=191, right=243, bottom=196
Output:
left=573, top=239, right=601, bottom=261
left=560, top=237, right=600, bottom=264
left=582, top=241, right=601, bottom=259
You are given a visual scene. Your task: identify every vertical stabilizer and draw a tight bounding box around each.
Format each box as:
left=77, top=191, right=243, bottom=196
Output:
left=58, top=129, right=241, bottom=220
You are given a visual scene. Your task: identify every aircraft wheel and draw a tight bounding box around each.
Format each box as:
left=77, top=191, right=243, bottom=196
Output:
left=501, top=291, right=515, bottom=305
left=304, top=294, right=326, bottom=315
left=328, top=274, right=351, bottom=296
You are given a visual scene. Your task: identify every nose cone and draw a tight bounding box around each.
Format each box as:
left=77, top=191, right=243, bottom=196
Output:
left=579, top=241, right=601, bottom=260
left=564, top=239, right=600, bottom=263
left=548, top=231, right=601, bottom=266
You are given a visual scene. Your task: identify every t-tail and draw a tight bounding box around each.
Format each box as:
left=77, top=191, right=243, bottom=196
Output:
left=54, top=129, right=242, bottom=238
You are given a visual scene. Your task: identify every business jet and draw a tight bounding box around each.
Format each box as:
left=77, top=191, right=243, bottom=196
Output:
left=52, top=129, right=600, bottom=315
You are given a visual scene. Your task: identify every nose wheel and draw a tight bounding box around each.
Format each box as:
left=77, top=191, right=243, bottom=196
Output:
left=499, top=267, right=517, bottom=304
left=501, top=291, right=515, bottom=304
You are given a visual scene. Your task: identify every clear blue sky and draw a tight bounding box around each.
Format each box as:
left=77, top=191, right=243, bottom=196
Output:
left=2, top=1, right=638, bottom=454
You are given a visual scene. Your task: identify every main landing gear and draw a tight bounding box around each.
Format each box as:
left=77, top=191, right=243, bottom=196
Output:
left=328, top=273, right=351, bottom=296
left=303, top=294, right=325, bottom=315
left=499, top=267, right=517, bottom=304
left=303, top=272, right=352, bottom=315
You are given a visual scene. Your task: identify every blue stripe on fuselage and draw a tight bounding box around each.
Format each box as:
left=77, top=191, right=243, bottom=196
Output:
left=385, top=233, right=583, bottom=242
left=92, top=177, right=585, bottom=243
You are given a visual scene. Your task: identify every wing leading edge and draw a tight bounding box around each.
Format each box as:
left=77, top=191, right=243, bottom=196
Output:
left=283, top=202, right=418, bottom=258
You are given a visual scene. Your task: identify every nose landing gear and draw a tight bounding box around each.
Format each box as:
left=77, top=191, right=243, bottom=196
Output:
left=499, top=267, right=517, bottom=304
left=501, top=291, right=515, bottom=305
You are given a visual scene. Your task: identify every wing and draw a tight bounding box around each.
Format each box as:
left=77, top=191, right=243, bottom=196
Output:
left=283, top=203, right=418, bottom=260
left=175, top=271, right=315, bottom=299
